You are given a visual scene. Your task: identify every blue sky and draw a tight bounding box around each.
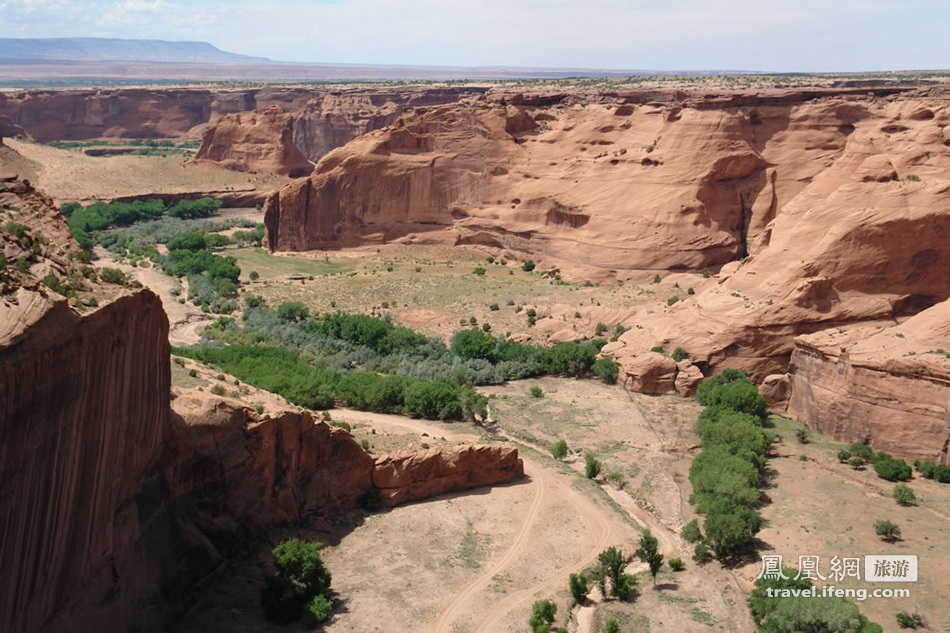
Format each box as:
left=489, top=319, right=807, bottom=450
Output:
left=1, top=0, right=947, bottom=71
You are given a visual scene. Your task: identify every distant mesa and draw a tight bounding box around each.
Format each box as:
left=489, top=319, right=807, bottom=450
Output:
left=0, top=37, right=271, bottom=64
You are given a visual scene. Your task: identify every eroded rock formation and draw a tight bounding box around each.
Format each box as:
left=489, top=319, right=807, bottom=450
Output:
left=193, top=105, right=313, bottom=177
left=373, top=444, right=524, bottom=506
left=787, top=300, right=950, bottom=464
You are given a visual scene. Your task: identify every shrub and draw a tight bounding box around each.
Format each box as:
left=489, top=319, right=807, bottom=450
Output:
left=837, top=449, right=852, bottom=463
left=893, top=484, right=916, bottom=506
left=277, top=301, right=310, bottom=322
left=472, top=266, right=486, bottom=275
left=530, top=386, right=544, bottom=398
left=551, top=439, right=569, bottom=460
left=595, top=322, right=608, bottom=336
left=693, top=541, right=710, bottom=564
left=489, top=303, right=499, bottom=311
left=605, top=471, right=627, bottom=489
left=681, top=519, right=703, bottom=544
left=603, top=619, right=621, bottom=633
left=249, top=270, right=259, bottom=281
left=210, top=384, right=227, bottom=396
left=635, top=530, right=664, bottom=584
left=667, top=295, right=679, bottom=306
left=569, top=572, right=589, bottom=604
left=896, top=611, right=924, bottom=629
left=849, top=456, right=866, bottom=470
left=300, top=594, right=333, bottom=627
left=260, top=539, right=332, bottom=625
left=592, top=357, right=618, bottom=384
left=874, top=520, right=901, bottom=542
left=653, top=274, right=661, bottom=284
left=672, top=347, right=688, bottom=362
left=874, top=456, right=912, bottom=482
left=188, top=369, right=197, bottom=377
left=584, top=452, right=602, bottom=479
left=99, top=267, right=127, bottom=285
left=795, top=428, right=809, bottom=444
left=669, top=557, right=685, bottom=571
left=528, top=599, right=556, bottom=632
left=522, top=260, right=536, bottom=272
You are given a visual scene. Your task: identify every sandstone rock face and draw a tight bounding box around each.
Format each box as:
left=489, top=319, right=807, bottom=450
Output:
left=620, top=352, right=678, bottom=395
left=373, top=444, right=524, bottom=506
left=193, top=106, right=313, bottom=177
left=264, top=88, right=948, bottom=294
left=787, top=299, right=950, bottom=464
left=605, top=91, right=950, bottom=379
left=674, top=360, right=705, bottom=397
left=0, top=290, right=171, bottom=633
left=759, top=374, right=791, bottom=410
left=0, top=87, right=477, bottom=159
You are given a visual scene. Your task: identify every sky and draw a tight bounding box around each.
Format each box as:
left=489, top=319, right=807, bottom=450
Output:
left=1, top=0, right=948, bottom=72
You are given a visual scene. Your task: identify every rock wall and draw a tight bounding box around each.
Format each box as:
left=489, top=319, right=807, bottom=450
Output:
left=193, top=106, right=313, bottom=178
left=0, top=290, right=171, bottom=633
left=373, top=445, right=524, bottom=506
left=787, top=299, right=950, bottom=464
left=0, top=87, right=478, bottom=161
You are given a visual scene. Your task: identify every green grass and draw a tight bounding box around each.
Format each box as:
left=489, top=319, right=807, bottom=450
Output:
left=229, top=247, right=351, bottom=280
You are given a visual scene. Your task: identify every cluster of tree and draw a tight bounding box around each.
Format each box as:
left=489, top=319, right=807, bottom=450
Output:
left=836, top=444, right=915, bottom=481
left=688, top=370, right=774, bottom=561
left=161, top=232, right=241, bottom=313
left=451, top=328, right=616, bottom=382
left=173, top=342, right=483, bottom=421
left=748, top=569, right=882, bottom=633
left=914, top=459, right=950, bottom=483
left=260, top=539, right=335, bottom=627
left=64, top=197, right=222, bottom=251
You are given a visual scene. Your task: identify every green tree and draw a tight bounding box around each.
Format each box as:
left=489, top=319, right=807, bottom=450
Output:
left=892, top=484, right=916, bottom=506
left=451, top=328, right=496, bottom=362
left=681, top=519, right=703, bottom=544
left=598, top=546, right=636, bottom=600
left=552, top=439, right=569, bottom=460
left=873, top=456, right=912, bottom=482
left=603, top=618, right=621, bottom=633
left=585, top=451, right=603, bottom=479
left=522, top=260, right=536, bottom=272
left=529, top=598, right=556, bottom=632
left=569, top=572, right=589, bottom=604
left=260, top=539, right=333, bottom=625
left=635, top=530, right=664, bottom=585
left=592, top=357, right=619, bottom=384
left=277, top=301, right=310, bottom=322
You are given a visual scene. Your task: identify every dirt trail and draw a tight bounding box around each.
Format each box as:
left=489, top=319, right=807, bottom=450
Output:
left=352, top=413, right=623, bottom=633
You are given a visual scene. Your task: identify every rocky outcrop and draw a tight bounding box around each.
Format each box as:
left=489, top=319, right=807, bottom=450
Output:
left=787, top=300, right=950, bottom=464
left=620, top=351, right=678, bottom=395
left=373, top=445, right=524, bottom=506
left=0, top=290, right=171, bottom=633
left=603, top=92, right=950, bottom=379
left=759, top=374, right=791, bottom=409
left=193, top=106, right=313, bottom=177
left=0, top=87, right=477, bottom=159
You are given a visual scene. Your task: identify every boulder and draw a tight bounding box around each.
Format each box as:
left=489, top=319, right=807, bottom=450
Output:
left=622, top=352, right=678, bottom=395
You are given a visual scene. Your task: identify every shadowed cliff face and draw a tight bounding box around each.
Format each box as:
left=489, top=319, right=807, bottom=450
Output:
left=0, top=290, right=171, bottom=633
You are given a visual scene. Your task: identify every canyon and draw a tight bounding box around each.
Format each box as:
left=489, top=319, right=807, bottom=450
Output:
left=1, top=78, right=948, bottom=631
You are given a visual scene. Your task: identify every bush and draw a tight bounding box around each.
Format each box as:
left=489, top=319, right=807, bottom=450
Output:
left=249, top=270, right=260, bottom=281
left=874, top=520, right=901, bottom=542
left=681, top=519, right=703, bottom=543
left=522, top=260, right=536, bottom=272
left=585, top=452, right=602, bottom=479
left=99, top=267, right=127, bottom=285
left=551, top=439, right=569, bottom=460
left=210, top=384, right=227, bottom=396
left=893, top=484, right=916, bottom=506
left=592, top=357, right=618, bottom=384
left=837, top=449, right=852, bottom=463
left=277, top=301, right=310, bottom=322
left=301, top=594, right=334, bottom=627
left=472, top=266, right=486, bottom=275
left=260, top=539, right=332, bottom=625
left=569, top=572, right=589, bottom=604
left=669, top=557, right=685, bottom=571
left=874, top=456, right=912, bottom=482
left=528, top=599, right=556, bottom=632
left=672, top=347, right=688, bottom=362
left=603, top=618, right=620, bottom=633
left=595, top=322, right=608, bottom=336
left=896, top=611, right=925, bottom=629
left=530, top=386, right=544, bottom=398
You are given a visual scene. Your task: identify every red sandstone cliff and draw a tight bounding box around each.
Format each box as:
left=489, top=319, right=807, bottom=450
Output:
left=786, top=300, right=950, bottom=464
left=373, top=444, right=524, bottom=506
left=193, top=106, right=313, bottom=177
